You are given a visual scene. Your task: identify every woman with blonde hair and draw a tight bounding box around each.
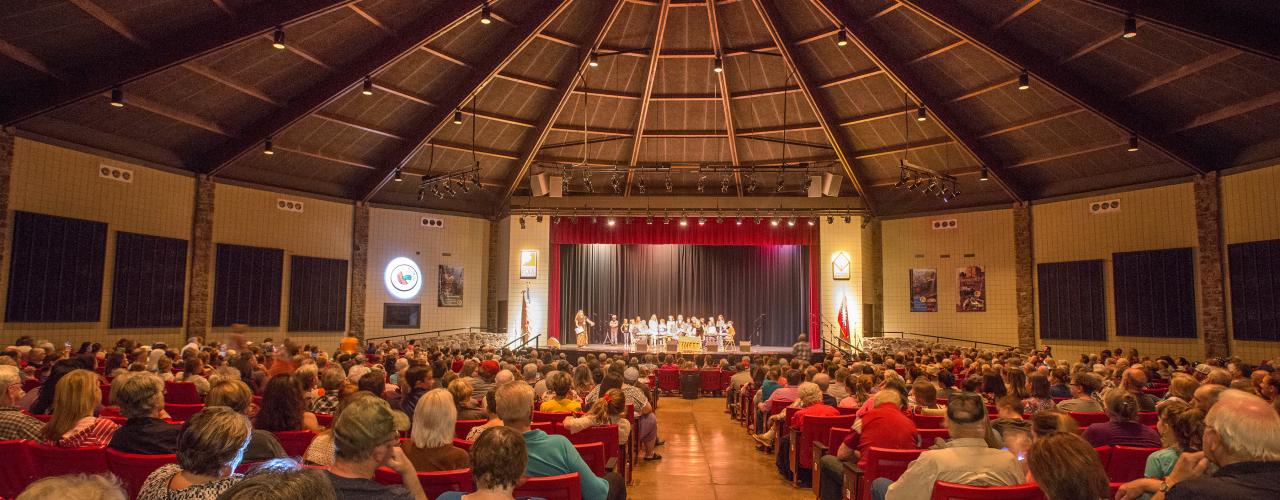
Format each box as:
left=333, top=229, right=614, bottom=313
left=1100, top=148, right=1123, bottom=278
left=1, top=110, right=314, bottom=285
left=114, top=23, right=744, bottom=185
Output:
left=402, top=388, right=470, bottom=472
left=41, top=369, right=118, bottom=447
left=448, top=378, right=487, bottom=421
left=562, top=388, right=631, bottom=444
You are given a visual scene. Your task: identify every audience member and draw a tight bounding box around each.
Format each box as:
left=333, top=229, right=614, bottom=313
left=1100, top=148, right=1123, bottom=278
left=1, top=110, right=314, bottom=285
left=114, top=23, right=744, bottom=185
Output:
left=255, top=373, right=324, bottom=433
left=1023, top=373, right=1058, bottom=414
left=1026, top=432, right=1110, bottom=500
left=436, top=426, right=528, bottom=500
left=326, top=392, right=425, bottom=500
left=1193, top=383, right=1227, bottom=410
left=1056, top=372, right=1104, bottom=413
left=817, top=389, right=917, bottom=500
left=399, top=365, right=432, bottom=418
left=563, top=387, right=630, bottom=444
left=449, top=378, right=488, bottom=421
left=539, top=371, right=581, bottom=413
left=108, top=371, right=181, bottom=454
left=1145, top=400, right=1204, bottom=480
left=402, top=388, right=469, bottom=472
left=41, top=369, right=117, bottom=447
left=0, top=365, right=42, bottom=440
left=216, top=460, right=336, bottom=500
left=311, top=366, right=346, bottom=414
left=137, top=406, right=250, bottom=500
left=465, top=390, right=503, bottom=442
left=1082, top=389, right=1162, bottom=448
left=206, top=379, right=287, bottom=462
left=17, top=474, right=127, bottom=500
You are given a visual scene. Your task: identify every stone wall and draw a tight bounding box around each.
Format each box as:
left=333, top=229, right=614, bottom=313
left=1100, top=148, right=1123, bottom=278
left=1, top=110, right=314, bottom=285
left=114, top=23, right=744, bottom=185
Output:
left=1194, top=173, right=1228, bottom=358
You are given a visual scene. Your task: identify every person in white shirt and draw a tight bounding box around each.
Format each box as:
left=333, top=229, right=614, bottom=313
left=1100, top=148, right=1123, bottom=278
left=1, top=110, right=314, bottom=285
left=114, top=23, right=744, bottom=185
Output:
left=874, top=392, right=1025, bottom=500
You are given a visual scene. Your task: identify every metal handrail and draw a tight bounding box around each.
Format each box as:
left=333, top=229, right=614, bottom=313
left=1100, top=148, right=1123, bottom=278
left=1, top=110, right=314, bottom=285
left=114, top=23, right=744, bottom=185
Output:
left=502, top=333, right=540, bottom=351
left=867, top=331, right=1015, bottom=350
left=365, top=326, right=488, bottom=343
left=818, top=314, right=862, bottom=356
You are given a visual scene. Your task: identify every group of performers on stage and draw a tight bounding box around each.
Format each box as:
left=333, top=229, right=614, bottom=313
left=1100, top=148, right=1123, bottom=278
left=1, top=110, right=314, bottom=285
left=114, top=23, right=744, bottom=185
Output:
left=574, top=310, right=736, bottom=349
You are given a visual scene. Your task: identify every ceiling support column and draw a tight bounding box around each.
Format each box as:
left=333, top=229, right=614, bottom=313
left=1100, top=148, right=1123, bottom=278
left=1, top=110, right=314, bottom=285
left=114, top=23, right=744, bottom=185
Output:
left=1014, top=203, right=1037, bottom=351
left=185, top=175, right=216, bottom=340
left=348, top=202, right=370, bottom=341
left=1194, top=173, right=1229, bottom=359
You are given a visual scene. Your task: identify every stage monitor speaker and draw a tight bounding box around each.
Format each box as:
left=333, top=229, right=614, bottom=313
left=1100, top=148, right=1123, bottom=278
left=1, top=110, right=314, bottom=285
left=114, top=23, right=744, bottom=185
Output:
left=530, top=173, right=549, bottom=197
left=822, top=172, right=843, bottom=197
left=806, top=176, right=824, bottom=197
left=634, top=341, right=648, bottom=352
left=665, top=341, right=678, bottom=353
left=738, top=341, right=752, bottom=353
left=548, top=176, right=564, bottom=198
left=706, top=343, right=719, bottom=353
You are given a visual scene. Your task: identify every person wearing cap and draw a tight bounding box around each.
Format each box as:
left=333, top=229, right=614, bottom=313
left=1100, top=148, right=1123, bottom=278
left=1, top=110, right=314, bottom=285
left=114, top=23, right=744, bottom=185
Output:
left=872, top=392, right=1024, bottom=500
left=467, top=360, right=500, bottom=403
left=326, top=392, right=426, bottom=500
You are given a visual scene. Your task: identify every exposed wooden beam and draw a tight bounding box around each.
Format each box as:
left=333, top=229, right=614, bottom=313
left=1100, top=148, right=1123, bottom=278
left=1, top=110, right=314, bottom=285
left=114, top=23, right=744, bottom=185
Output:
left=498, top=0, right=628, bottom=207
left=626, top=0, right=671, bottom=195
left=947, top=76, right=1016, bottom=103
left=274, top=144, right=376, bottom=169
left=360, top=0, right=574, bottom=201
left=897, top=0, right=1210, bottom=174
left=262, top=33, right=335, bottom=72
left=707, top=0, right=742, bottom=195
left=1009, top=140, right=1125, bottom=168
left=854, top=137, right=952, bottom=160
left=0, top=0, right=355, bottom=126
left=1065, top=0, right=1280, bottom=63
left=906, top=39, right=964, bottom=64
left=978, top=107, right=1084, bottom=138
left=743, top=135, right=832, bottom=150
left=815, top=0, right=1028, bottom=203
left=570, top=88, right=643, bottom=100
left=108, top=92, right=235, bottom=136
left=349, top=4, right=394, bottom=34
left=540, top=135, right=630, bottom=151
left=867, top=2, right=902, bottom=21
left=430, top=140, right=521, bottom=161
left=0, top=39, right=65, bottom=80
left=838, top=107, right=912, bottom=127
left=649, top=93, right=719, bottom=101
left=643, top=131, right=727, bottom=138
left=200, top=1, right=482, bottom=175
left=422, top=46, right=473, bottom=68
left=539, top=32, right=580, bottom=48
left=1125, top=48, right=1242, bottom=97
left=184, top=62, right=283, bottom=106
left=995, top=0, right=1040, bottom=30
left=70, top=0, right=149, bottom=47
left=794, top=28, right=841, bottom=46
left=753, top=0, right=877, bottom=213
left=550, top=126, right=632, bottom=137
left=737, top=123, right=823, bottom=136
left=817, top=68, right=884, bottom=89
left=210, top=0, right=235, bottom=16
left=731, top=85, right=799, bottom=99
left=1057, top=21, right=1145, bottom=64
left=495, top=73, right=557, bottom=91
left=313, top=112, right=406, bottom=140
left=1170, top=90, right=1280, bottom=133
left=372, top=82, right=432, bottom=105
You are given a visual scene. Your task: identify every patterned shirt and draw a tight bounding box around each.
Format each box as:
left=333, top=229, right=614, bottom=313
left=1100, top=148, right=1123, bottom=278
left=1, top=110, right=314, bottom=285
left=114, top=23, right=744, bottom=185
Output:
left=48, top=417, right=118, bottom=448
left=137, top=464, right=241, bottom=500
left=310, top=393, right=340, bottom=414
left=0, top=405, right=43, bottom=441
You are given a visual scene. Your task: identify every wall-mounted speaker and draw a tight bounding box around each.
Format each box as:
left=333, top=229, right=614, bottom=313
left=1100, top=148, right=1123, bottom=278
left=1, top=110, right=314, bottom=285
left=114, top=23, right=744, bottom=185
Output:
left=99, top=164, right=133, bottom=183
left=806, top=176, right=824, bottom=197
left=931, top=219, right=958, bottom=230
left=276, top=199, right=304, bottom=213
left=548, top=176, right=564, bottom=198
left=1089, top=199, right=1121, bottom=214
left=530, top=173, right=549, bottom=197
left=421, top=216, right=445, bottom=228
left=822, top=172, right=842, bottom=197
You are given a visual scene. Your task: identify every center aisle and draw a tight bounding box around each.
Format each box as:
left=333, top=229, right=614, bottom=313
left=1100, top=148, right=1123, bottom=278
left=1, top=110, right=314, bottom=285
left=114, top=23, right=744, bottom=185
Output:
left=628, top=395, right=798, bottom=499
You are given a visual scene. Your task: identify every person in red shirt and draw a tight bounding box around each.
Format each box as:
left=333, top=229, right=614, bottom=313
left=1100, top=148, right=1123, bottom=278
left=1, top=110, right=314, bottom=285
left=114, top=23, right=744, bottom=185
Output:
left=775, top=382, right=839, bottom=485
left=816, top=390, right=918, bottom=500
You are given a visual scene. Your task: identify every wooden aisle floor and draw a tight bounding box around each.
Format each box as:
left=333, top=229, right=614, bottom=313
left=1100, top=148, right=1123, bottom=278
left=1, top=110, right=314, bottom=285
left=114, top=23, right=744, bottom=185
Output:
left=628, top=395, right=799, bottom=499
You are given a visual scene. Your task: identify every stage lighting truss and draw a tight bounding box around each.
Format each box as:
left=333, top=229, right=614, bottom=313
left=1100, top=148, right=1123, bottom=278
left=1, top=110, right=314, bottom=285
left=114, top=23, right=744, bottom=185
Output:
left=418, top=167, right=483, bottom=201
left=894, top=159, right=960, bottom=203
left=506, top=208, right=868, bottom=227
left=533, top=162, right=836, bottom=196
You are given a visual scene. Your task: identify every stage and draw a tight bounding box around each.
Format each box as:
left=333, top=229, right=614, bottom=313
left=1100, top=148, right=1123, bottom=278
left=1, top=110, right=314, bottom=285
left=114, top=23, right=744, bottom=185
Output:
left=547, top=342, right=791, bottom=363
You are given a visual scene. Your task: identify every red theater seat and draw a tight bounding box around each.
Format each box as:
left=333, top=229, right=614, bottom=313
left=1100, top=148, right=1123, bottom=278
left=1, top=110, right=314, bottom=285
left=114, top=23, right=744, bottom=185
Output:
left=272, top=430, right=317, bottom=456
left=930, top=481, right=1046, bottom=500
left=917, top=428, right=950, bottom=447
left=26, top=442, right=108, bottom=480
left=106, top=449, right=175, bottom=499
left=164, top=403, right=204, bottom=421
left=0, top=440, right=34, bottom=498
left=533, top=411, right=574, bottom=425
left=1069, top=412, right=1109, bottom=427
left=853, top=447, right=923, bottom=500
left=455, top=419, right=488, bottom=439
left=573, top=442, right=607, bottom=476
left=656, top=369, right=679, bottom=395
left=911, top=413, right=945, bottom=429
left=164, top=381, right=201, bottom=404
left=374, top=467, right=476, bottom=498
left=514, top=473, right=582, bottom=500
left=1106, top=446, right=1161, bottom=483
left=561, top=424, right=620, bottom=472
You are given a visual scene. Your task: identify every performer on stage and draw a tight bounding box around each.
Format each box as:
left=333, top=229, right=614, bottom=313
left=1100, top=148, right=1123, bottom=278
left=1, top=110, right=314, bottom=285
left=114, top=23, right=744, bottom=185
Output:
left=725, top=321, right=736, bottom=343
left=574, top=310, right=595, bottom=347
left=606, top=314, right=620, bottom=345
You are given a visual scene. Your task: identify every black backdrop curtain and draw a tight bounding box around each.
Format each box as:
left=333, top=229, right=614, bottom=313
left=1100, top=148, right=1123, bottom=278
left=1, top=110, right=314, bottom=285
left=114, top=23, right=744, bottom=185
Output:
left=558, top=244, right=809, bottom=347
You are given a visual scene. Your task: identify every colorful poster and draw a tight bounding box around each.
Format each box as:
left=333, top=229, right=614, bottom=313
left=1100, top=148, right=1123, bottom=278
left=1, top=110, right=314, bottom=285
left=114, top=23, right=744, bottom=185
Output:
left=957, top=266, right=987, bottom=312
left=910, top=268, right=938, bottom=312
left=438, top=265, right=464, bottom=307
left=519, top=249, right=538, bottom=279
left=832, top=252, right=851, bottom=280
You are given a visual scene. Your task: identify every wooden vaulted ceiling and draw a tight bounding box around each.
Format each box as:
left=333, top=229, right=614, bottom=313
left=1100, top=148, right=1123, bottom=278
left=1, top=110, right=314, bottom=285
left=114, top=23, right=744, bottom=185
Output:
left=2, top=0, right=1278, bottom=216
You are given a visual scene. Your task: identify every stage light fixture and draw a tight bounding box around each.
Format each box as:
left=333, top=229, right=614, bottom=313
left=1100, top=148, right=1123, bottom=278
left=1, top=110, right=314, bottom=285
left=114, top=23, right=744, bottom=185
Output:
left=1018, top=69, right=1030, bottom=90
left=562, top=174, right=570, bottom=193
left=836, top=29, right=848, bottom=47
left=664, top=173, right=673, bottom=193
left=589, top=52, right=599, bottom=67
left=646, top=215, right=654, bottom=225
left=663, top=215, right=671, bottom=225
left=272, top=26, right=286, bottom=49
left=416, top=188, right=425, bottom=201
left=807, top=218, right=815, bottom=226
left=802, top=175, right=813, bottom=193
left=715, top=215, right=723, bottom=224
left=916, top=105, right=928, bottom=122
left=979, top=167, right=989, bottom=181
left=458, top=177, right=471, bottom=193
left=443, top=183, right=456, bottom=197
left=754, top=216, right=762, bottom=225
left=570, top=216, right=578, bottom=224
left=894, top=170, right=910, bottom=189
left=362, top=76, right=374, bottom=95
left=583, top=174, right=594, bottom=193
left=610, top=173, right=622, bottom=193
left=1127, top=133, right=1139, bottom=152
left=607, top=218, right=616, bottom=226
left=553, top=216, right=561, bottom=224
left=775, top=175, right=785, bottom=193
left=735, top=217, right=743, bottom=225
left=110, top=86, right=124, bottom=107
left=536, top=215, right=543, bottom=223
left=826, top=216, right=834, bottom=225
left=713, top=55, right=723, bottom=73
left=698, top=216, right=706, bottom=225
left=453, top=110, right=464, bottom=125
left=721, top=174, right=731, bottom=193
left=770, top=218, right=779, bottom=227
left=263, top=137, right=274, bottom=155
left=624, top=216, right=631, bottom=224
left=519, top=217, right=526, bottom=229
left=696, top=175, right=707, bottom=193
left=787, top=217, right=796, bottom=227
left=1123, top=14, right=1137, bottom=39
left=480, top=2, right=492, bottom=25
left=393, top=169, right=402, bottom=182
left=922, top=180, right=938, bottom=195
left=843, top=215, right=852, bottom=224
left=591, top=215, right=598, bottom=224
left=679, top=215, right=688, bottom=226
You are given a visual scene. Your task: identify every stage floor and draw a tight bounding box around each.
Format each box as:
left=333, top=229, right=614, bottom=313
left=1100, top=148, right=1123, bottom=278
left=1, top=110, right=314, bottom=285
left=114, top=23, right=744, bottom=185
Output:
left=551, top=343, right=790, bottom=359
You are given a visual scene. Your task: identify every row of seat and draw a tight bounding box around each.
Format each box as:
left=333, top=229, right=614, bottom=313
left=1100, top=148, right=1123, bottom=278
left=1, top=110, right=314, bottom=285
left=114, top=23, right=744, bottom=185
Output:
left=654, top=368, right=734, bottom=396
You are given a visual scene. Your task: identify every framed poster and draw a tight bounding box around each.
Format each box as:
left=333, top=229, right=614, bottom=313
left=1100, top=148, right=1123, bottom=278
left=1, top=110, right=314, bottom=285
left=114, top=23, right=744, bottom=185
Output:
left=910, top=268, right=938, bottom=312
left=438, top=265, right=464, bottom=307
left=832, top=252, right=851, bottom=280
left=956, top=266, right=986, bottom=312
left=520, top=249, right=538, bottom=279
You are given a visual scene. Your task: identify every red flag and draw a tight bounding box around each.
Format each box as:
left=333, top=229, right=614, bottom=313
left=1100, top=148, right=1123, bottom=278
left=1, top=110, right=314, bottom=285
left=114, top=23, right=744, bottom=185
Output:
left=520, top=290, right=531, bottom=336
left=837, top=295, right=850, bottom=339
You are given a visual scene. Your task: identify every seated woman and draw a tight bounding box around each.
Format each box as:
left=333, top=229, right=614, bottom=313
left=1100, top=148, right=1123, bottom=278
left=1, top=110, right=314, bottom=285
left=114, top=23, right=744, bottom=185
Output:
left=310, top=366, right=346, bottom=414
left=1144, top=400, right=1204, bottom=479
left=216, top=459, right=335, bottom=500
left=466, top=390, right=503, bottom=442
left=206, top=379, right=286, bottom=463
left=1022, top=373, right=1058, bottom=415
left=838, top=374, right=872, bottom=409
left=40, top=369, right=118, bottom=447
left=16, top=473, right=128, bottom=500
left=402, top=388, right=470, bottom=472
left=1025, top=432, right=1110, bottom=500
left=449, top=378, right=488, bottom=421
left=254, top=373, right=324, bottom=434
left=107, top=371, right=181, bottom=454
left=1081, top=389, right=1162, bottom=448
left=562, top=388, right=631, bottom=444
left=136, top=406, right=250, bottom=500
left=538, top=371, right=581, bottom=413
left=437, top=427, right=530, bottom=500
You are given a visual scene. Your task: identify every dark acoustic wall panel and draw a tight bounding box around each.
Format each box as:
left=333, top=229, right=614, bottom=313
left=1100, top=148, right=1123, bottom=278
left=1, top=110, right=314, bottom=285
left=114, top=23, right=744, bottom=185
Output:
left=6, top=211, right=107, bottom=323
left=1113, top=248, right=1196, bottom=338
left=111, top=232, right=188, bottom=328
left=1229, top=238, right=1280, bottom=341
left=213, top=243, right=283, bottom=327
left=1038, top=260, right=1107, bottom=341
left=288, top=256, right=348, bottom=332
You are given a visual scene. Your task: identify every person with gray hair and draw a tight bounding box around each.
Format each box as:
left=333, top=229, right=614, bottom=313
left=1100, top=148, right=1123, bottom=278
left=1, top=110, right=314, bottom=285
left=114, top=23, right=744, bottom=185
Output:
left=216, top=460, right=335, bottom=500
left=812, top=372, right=837, bottom=406
left=108, top=371, right=182, bottom=454
left=1116, top=389, right=1280, bottom=500
left=498, top=381, right=624, bottom=500
left=136, top=406, right=251, bottom=499
left=771, top=382, right=839, bottom=484
left=311, top=366, right=346, bottom=414
left=0, top=364, right=42, bottom=440
left=522, top=363, right=539, bottom=384
left=16, top=474, right=127, bottom=500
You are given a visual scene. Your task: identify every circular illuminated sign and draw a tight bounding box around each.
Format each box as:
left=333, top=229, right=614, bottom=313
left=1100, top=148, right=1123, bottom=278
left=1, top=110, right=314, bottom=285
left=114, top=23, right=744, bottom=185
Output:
left=384, top=257, right=422, bottom=299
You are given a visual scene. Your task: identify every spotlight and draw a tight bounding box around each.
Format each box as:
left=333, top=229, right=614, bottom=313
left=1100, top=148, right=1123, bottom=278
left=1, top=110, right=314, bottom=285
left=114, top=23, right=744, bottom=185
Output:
left=453, top=110, right=464, bottom=125
left=776, top=175, right=785, bottom=193
left=110, top=86, right=124, bottom=107
left=536, top=215, right=543, bottom=223
left=607, top=218, right=616, bottom=226
left=443, top=183, right=456, bottom=197
left=663, top=215, right=671, bottom=225
left=362, top=76, right=374, bottom=96
left=836, top=29, right=848, bottom=47
left=638, top=178, right=646, bottom=194
left=393, top=169, right=403, bottom=182
left=519, top=217, right=527, bottom=229
left=480, top=2, right=492, bottom=25
left=646, top=215, right=654, bottom=225
left=664, top=173, right=672, bottom=193
left=721, top=174, right=731, bottom=193
left=263, top=137, right=274, bottom=155
left=827, top=216, right=834, bottom=224
left=787, top=217, right=796, bottom=227
left=979, top=167, right=989, bottom=181
left=698, top=216, right=706, bottom=226
left=583, top=175, right=594, bottom=193
left=1123, top=14, right=1137, bottom=39
left=589, top=52, right=599, bottom=67
left=843, top=215, right=852, bottom=224
left=272, top=26, right=286, bottom=49
left=611, top=173, right=622, bottom=193
left=553, top=216, right=561, bottom=224
left=1017, top=69, right=1029, bottom=91
left=624, top=216, right=631, bottom=224
left=923, top=180, right=938, bottom=194
left=754, top=216, right=762, bottom=225
left=458, top=177, right=471, bottom=193
left=417, top=188, right=424, bottom=201
left=916, top=105, right=928, bottom=122
left=696, top=175, right=707, bottom=193
left=570, top=216, right=577, bottom=224
left=735, top=217, right=743, bottom=225
left=807, top=218, right=815, bottom=226
left=713, top=55, right=723, bottom=73
left=894, top=170, right=909, bottom=189
left=802, top=175, right=813, bottom=193
left=591, top=215, right=598, bottom=224
left=770, top=218, right=779, bottom=227
left=716, top=216, right=723, bottom=224
left=1127, top=133, right=1139, bottom=152
left=745, top=174, right=757, bottom=194
left=679, top=215, right=688, bottom=226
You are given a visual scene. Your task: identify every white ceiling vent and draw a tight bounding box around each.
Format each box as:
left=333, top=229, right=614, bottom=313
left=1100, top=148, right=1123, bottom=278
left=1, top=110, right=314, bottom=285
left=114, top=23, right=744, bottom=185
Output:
left=276, top=199, right=304, bottom=213
left=931, top=219, right=958, bottom=230
left=99, top=164, right=133, bottom=183
left=1090, top=199, right=1121, bottom=215
left=421, top=217, right=445, bottom=228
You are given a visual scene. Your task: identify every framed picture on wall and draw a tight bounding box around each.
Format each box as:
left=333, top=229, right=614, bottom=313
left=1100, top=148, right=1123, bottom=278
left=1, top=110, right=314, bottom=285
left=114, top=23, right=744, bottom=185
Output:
left=910, top=268, right=938, bottom=312
left=520, top=249, right=538, bottom=279
left=383, top=303, right=420, bottom=329
left=832, top=252, right=851, bottom=280
left=956, top=266, right=986, bottom=312
left=438, top=265, right=464, bottom=307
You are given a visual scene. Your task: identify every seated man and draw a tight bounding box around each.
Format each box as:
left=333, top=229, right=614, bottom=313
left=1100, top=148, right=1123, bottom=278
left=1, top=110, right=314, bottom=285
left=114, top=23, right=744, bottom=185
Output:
left=817, top=390, right=917, bottom=500
left=773, top=382, right=839, bottom=484
left=755, top=369, right=803, bottom=435
left=326, top=392, right=426, bottom=500
left=1057, top=372, right=1105, bottom=413
left=496, top=381, right=625, bottom=500
left=108, top=371, right=181, bottom=454
left=873, top=392, right=1024, bottom=500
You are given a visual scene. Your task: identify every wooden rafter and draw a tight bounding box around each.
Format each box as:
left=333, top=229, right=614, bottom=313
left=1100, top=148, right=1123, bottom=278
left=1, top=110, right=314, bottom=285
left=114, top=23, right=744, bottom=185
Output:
left=752, top=0, right=877, bottom=213
left=896, top=0, right=1211, bottom=174
left=359, top=0, right=574, bottom=202
left=184, top=62, right=282, bottom=106
left=349, top=4, right=394, bottom=34
left=497, top=0, right=629, bottom=208
left=1009, top=140, right=1126, bottom=168
left=707, top=0, right=742, bottom=195
left=312, top=112, right=406, bottom=140
left=1126, top=48, right=1242, bottom=97
left=0, top=39, right=64, bottom=80
left=978, top=107, right=1084, bottom=138
left=1058, top=20, right=1145, bottom=64
left=69, top=0, right=149, bottom=48
left=106, top=92, right=234, bottom=136
left=1065, top=0, right=1280, bottom=63
left=201, top=1, right=485, bottom=175
left=625, top=0, right=671, bottom=196
left=906, top=39, right=964, bottom=64
left=210, top=0, right=235, bottom=16
left=1169, top=90, right=1280, bottom=134
left=995, top=0, right=1040, bottom=29
left=813, top=0, right=1027, bottom=203
left=0, top=0, right=355, bottom=126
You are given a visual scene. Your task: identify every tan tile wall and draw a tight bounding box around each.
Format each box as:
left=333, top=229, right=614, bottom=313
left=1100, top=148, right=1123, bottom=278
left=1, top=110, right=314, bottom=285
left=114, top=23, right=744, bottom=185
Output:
left=1221, top=163, right=1280, bottom=362
left=506, top=217, right=550, bottom=343
left=882, top=209, right=1020, bottom=349
left=364, top=208, right=489, bottom=341
left=819, top=221, right=865, bottom=345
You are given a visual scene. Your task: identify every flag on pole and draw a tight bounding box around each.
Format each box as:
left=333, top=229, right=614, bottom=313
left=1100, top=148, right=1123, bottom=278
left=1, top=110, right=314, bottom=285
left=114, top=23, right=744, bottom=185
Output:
left=520, top=289, right=531, bottom=337
left=837, top=295, right=850, bottom=340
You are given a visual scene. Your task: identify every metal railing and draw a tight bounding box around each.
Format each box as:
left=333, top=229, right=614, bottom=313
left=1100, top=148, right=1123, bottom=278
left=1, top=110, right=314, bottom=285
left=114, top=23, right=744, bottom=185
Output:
left=817, top=315, right=863, bottom=356
left=867, top=331, right=1015, bottom=350
left=365, top=326, right=489, bottom=344
left=502, top=333, right=541, bottom=351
